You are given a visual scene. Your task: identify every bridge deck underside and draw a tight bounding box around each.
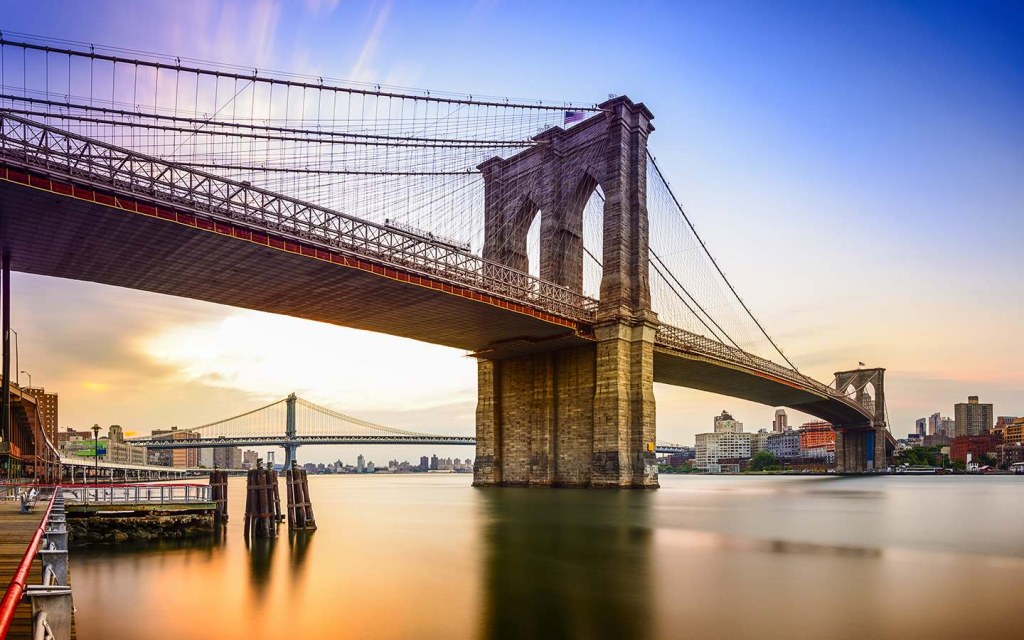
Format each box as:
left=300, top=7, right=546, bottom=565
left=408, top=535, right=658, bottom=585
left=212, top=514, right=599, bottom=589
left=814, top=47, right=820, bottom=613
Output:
left=653, top=349, right=869, bottom=426
left=0, top=178, right=580, bottom=353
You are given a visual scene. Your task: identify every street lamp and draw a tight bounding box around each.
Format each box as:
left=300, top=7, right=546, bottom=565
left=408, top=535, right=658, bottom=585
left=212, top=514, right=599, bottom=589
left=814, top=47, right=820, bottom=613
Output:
left=9, top=329, right=18, bottom=386
left=91, top=424, right=101, bottom=485
left=20, top=370, right=30, bottom=388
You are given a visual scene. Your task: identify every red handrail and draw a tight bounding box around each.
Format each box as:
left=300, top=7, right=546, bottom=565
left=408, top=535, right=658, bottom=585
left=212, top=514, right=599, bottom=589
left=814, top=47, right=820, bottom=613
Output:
left=0, top=488, right=59, bottom=638
left=1, top=482, right=207, bottom=489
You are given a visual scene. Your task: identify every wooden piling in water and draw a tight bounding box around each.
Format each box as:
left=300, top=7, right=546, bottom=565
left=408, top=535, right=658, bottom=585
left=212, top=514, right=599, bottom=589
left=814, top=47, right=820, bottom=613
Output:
left=270, top=469, right=284, bottom=523
left=286, top=462, right=317, bottom=531
left=243, top=462, right=278, bottom=539
left=209, top=470, right=229, bottom=523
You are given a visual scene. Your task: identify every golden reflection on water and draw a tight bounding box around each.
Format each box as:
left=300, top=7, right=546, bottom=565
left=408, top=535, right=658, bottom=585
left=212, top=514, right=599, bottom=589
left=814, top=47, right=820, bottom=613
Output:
left=68, top=475, right=1024, bottom=639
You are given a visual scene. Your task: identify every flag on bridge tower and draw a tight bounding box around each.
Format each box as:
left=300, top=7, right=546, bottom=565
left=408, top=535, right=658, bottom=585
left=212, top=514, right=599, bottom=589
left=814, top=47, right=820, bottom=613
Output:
left=858, top=362, right=866, bottom=367
left=564, top=110, right=585, bottom=125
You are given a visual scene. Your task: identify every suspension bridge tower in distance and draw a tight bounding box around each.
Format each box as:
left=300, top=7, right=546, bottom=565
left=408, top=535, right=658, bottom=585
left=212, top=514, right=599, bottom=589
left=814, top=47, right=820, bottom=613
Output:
left=473, top=96, right=659, bottom=488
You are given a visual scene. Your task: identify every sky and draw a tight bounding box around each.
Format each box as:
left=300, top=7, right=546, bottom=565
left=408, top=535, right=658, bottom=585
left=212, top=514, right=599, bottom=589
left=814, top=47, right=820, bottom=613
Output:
left=2, top=0, right=1022, bottom=464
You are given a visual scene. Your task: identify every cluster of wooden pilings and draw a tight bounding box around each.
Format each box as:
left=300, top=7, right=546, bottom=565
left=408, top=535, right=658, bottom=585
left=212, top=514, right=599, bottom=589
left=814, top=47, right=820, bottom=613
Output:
left=209, top=470, right=229, bottom=522
left=243, top=463, right=284, bottom=539
left=285, top=462, right=317, bottom=531
left=211, top=460, right=318, bottom=538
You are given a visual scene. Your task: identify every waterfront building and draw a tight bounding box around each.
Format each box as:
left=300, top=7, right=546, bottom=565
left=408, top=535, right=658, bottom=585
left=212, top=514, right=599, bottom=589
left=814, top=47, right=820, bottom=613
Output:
left=357, top=454, right=366, bottom=473
left=914, top=418, right=926, bottom=437
left=150, top=427, right=200, bottom=468
left=940, top=417, right=956, bottom=437
left=695, top=432, right=752, bottom=469
left=954, top=396, right=994, bottom=437
left=772, top=409, right=788, bottom=433
left=799, top=421, right=835, bottom=453
left=419, top=455, right=429, bottom=471
left=950, top=434, right=1002, bottom=464
left=24, top=386, right=59, bottom=446
left=694, top=411, right=752, bottom=469
left=766, top=429, right=801, bottom=458
left=751, top=429, right=771, bottom=454
left=103, top=425, right=147, bottom=465
left=927, top=412, right=941, bottom=436
left=430, top=454, right=439, bottom=470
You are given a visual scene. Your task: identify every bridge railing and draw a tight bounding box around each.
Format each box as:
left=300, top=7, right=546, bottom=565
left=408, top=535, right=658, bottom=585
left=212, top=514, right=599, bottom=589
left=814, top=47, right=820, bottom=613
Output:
left=656, top=324, right=872, bottom=416
left=62, top=483, right=211, bottom=506
left=0, top=112, right=598, bottom=324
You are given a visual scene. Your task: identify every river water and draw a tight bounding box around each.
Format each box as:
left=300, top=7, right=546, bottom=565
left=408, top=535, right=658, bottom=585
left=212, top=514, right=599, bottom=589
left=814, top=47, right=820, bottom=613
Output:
left=70, top=474, right=1023, bottom=639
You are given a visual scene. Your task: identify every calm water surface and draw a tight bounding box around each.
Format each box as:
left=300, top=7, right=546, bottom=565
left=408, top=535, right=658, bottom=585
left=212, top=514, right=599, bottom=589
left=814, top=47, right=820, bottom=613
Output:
left=71, top=475, right=1024, bottom=639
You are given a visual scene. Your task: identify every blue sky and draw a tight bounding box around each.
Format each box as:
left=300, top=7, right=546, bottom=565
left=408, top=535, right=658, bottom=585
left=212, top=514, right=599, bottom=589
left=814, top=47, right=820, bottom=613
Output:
left=3, top=0, right=1022, bottom=460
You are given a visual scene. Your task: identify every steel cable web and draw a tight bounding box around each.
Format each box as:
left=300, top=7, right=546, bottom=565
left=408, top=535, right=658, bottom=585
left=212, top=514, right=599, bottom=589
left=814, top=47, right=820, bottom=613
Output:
left=645, top=152, right=806, bottom=374
left=0, top=34, right=601, bottom=257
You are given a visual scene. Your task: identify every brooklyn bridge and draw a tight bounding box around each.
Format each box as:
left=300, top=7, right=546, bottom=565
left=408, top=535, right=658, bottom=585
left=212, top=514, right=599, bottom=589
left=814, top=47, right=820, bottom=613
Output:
left=0, top=36, right=893, bottom=487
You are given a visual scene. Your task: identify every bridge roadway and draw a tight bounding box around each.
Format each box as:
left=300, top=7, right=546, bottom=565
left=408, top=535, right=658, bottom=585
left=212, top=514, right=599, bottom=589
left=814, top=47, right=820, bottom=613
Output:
left=137, top=434, right=688, bottom=455
left=0, top=113, right=873, bottom=429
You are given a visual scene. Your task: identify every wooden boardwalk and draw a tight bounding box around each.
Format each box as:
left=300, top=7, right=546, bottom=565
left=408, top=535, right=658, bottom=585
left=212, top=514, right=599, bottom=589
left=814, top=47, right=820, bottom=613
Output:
left=0, top=499, right=76, bottom=639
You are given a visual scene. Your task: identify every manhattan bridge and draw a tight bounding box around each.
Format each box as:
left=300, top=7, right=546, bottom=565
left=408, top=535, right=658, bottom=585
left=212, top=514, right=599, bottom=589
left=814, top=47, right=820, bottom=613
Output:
left=0, top=34, right=893, bottom=487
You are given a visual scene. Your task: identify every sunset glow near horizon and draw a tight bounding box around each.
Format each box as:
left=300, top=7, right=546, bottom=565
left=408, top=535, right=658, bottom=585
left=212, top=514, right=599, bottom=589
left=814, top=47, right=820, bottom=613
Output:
left=4, top=0, right=1022, bottom=461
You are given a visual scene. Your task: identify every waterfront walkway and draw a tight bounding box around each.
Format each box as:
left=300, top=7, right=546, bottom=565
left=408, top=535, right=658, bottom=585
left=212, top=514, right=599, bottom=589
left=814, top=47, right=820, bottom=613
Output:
left=0, top=499, right=76, bottom=639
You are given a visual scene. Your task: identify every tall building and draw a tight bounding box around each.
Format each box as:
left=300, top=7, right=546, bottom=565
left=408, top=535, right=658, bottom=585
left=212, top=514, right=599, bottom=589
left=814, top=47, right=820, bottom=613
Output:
left=430, top=454, right=439, bottom=470
left=419, top=456, right=429, bottom=471
left=927, top=412, right=941, bottom=436
left=714, top=411, right=743, bottom=433
left=357, top=454, right=365, bottom=473
left=751, top=429, right=771, bottom=454
left=915, top=418, right=926, bottom=437
left=695, top=432, right=752, bottom=470
left=954, top=396, right=994, bottom=437
left=242, top=450, right=258, bottom=469
left=1006, top=418, right=1024, bottom=445
left=940, top=417, right=956, bottom=438
left=772, top=409, right=788, bottom=433
left=695, top=411, right=751, bottom=469
left=213, top=447, right=242, bottom=469
left=24, top=387, right=59, bottom=447
left=993, top=416, right=1018, bottom=438
left=150, top=427, right=200, bottom=468
left=199, top=448, right=215, bottom=468
left=103, top=425, right=147, bottom=465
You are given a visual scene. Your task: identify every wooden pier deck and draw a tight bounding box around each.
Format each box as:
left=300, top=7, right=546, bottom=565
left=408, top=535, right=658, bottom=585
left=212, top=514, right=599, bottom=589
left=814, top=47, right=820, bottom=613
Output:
left=0, top=499, right=76, bottom=639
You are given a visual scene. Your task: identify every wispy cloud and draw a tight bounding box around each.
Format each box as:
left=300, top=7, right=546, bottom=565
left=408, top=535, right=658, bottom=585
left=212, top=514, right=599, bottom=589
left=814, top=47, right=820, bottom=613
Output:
left=349, top=0, right=394, bottom=82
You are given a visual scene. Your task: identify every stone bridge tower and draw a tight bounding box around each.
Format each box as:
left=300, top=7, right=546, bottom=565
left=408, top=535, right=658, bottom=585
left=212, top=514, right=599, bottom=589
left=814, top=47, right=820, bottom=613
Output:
left=473, top=96, right=659, bottom=488
left=833, top=367, right=890, bottom=472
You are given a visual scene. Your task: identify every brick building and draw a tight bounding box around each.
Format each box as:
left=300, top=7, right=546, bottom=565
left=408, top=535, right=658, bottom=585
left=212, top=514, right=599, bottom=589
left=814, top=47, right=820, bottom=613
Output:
left=951, top=434, right=1002, bottom=464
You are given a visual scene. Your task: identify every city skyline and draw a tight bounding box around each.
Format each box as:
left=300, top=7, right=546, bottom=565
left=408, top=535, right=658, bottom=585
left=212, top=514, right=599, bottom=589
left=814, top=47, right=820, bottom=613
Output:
left=3, top=0, right=1022, bottom=455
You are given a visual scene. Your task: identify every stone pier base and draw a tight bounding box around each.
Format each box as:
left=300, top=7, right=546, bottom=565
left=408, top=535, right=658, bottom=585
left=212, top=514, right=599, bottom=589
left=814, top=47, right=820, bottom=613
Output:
left=474, top=317, right=659, bottom=488
left=835, top=426, right=889, bottom=473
